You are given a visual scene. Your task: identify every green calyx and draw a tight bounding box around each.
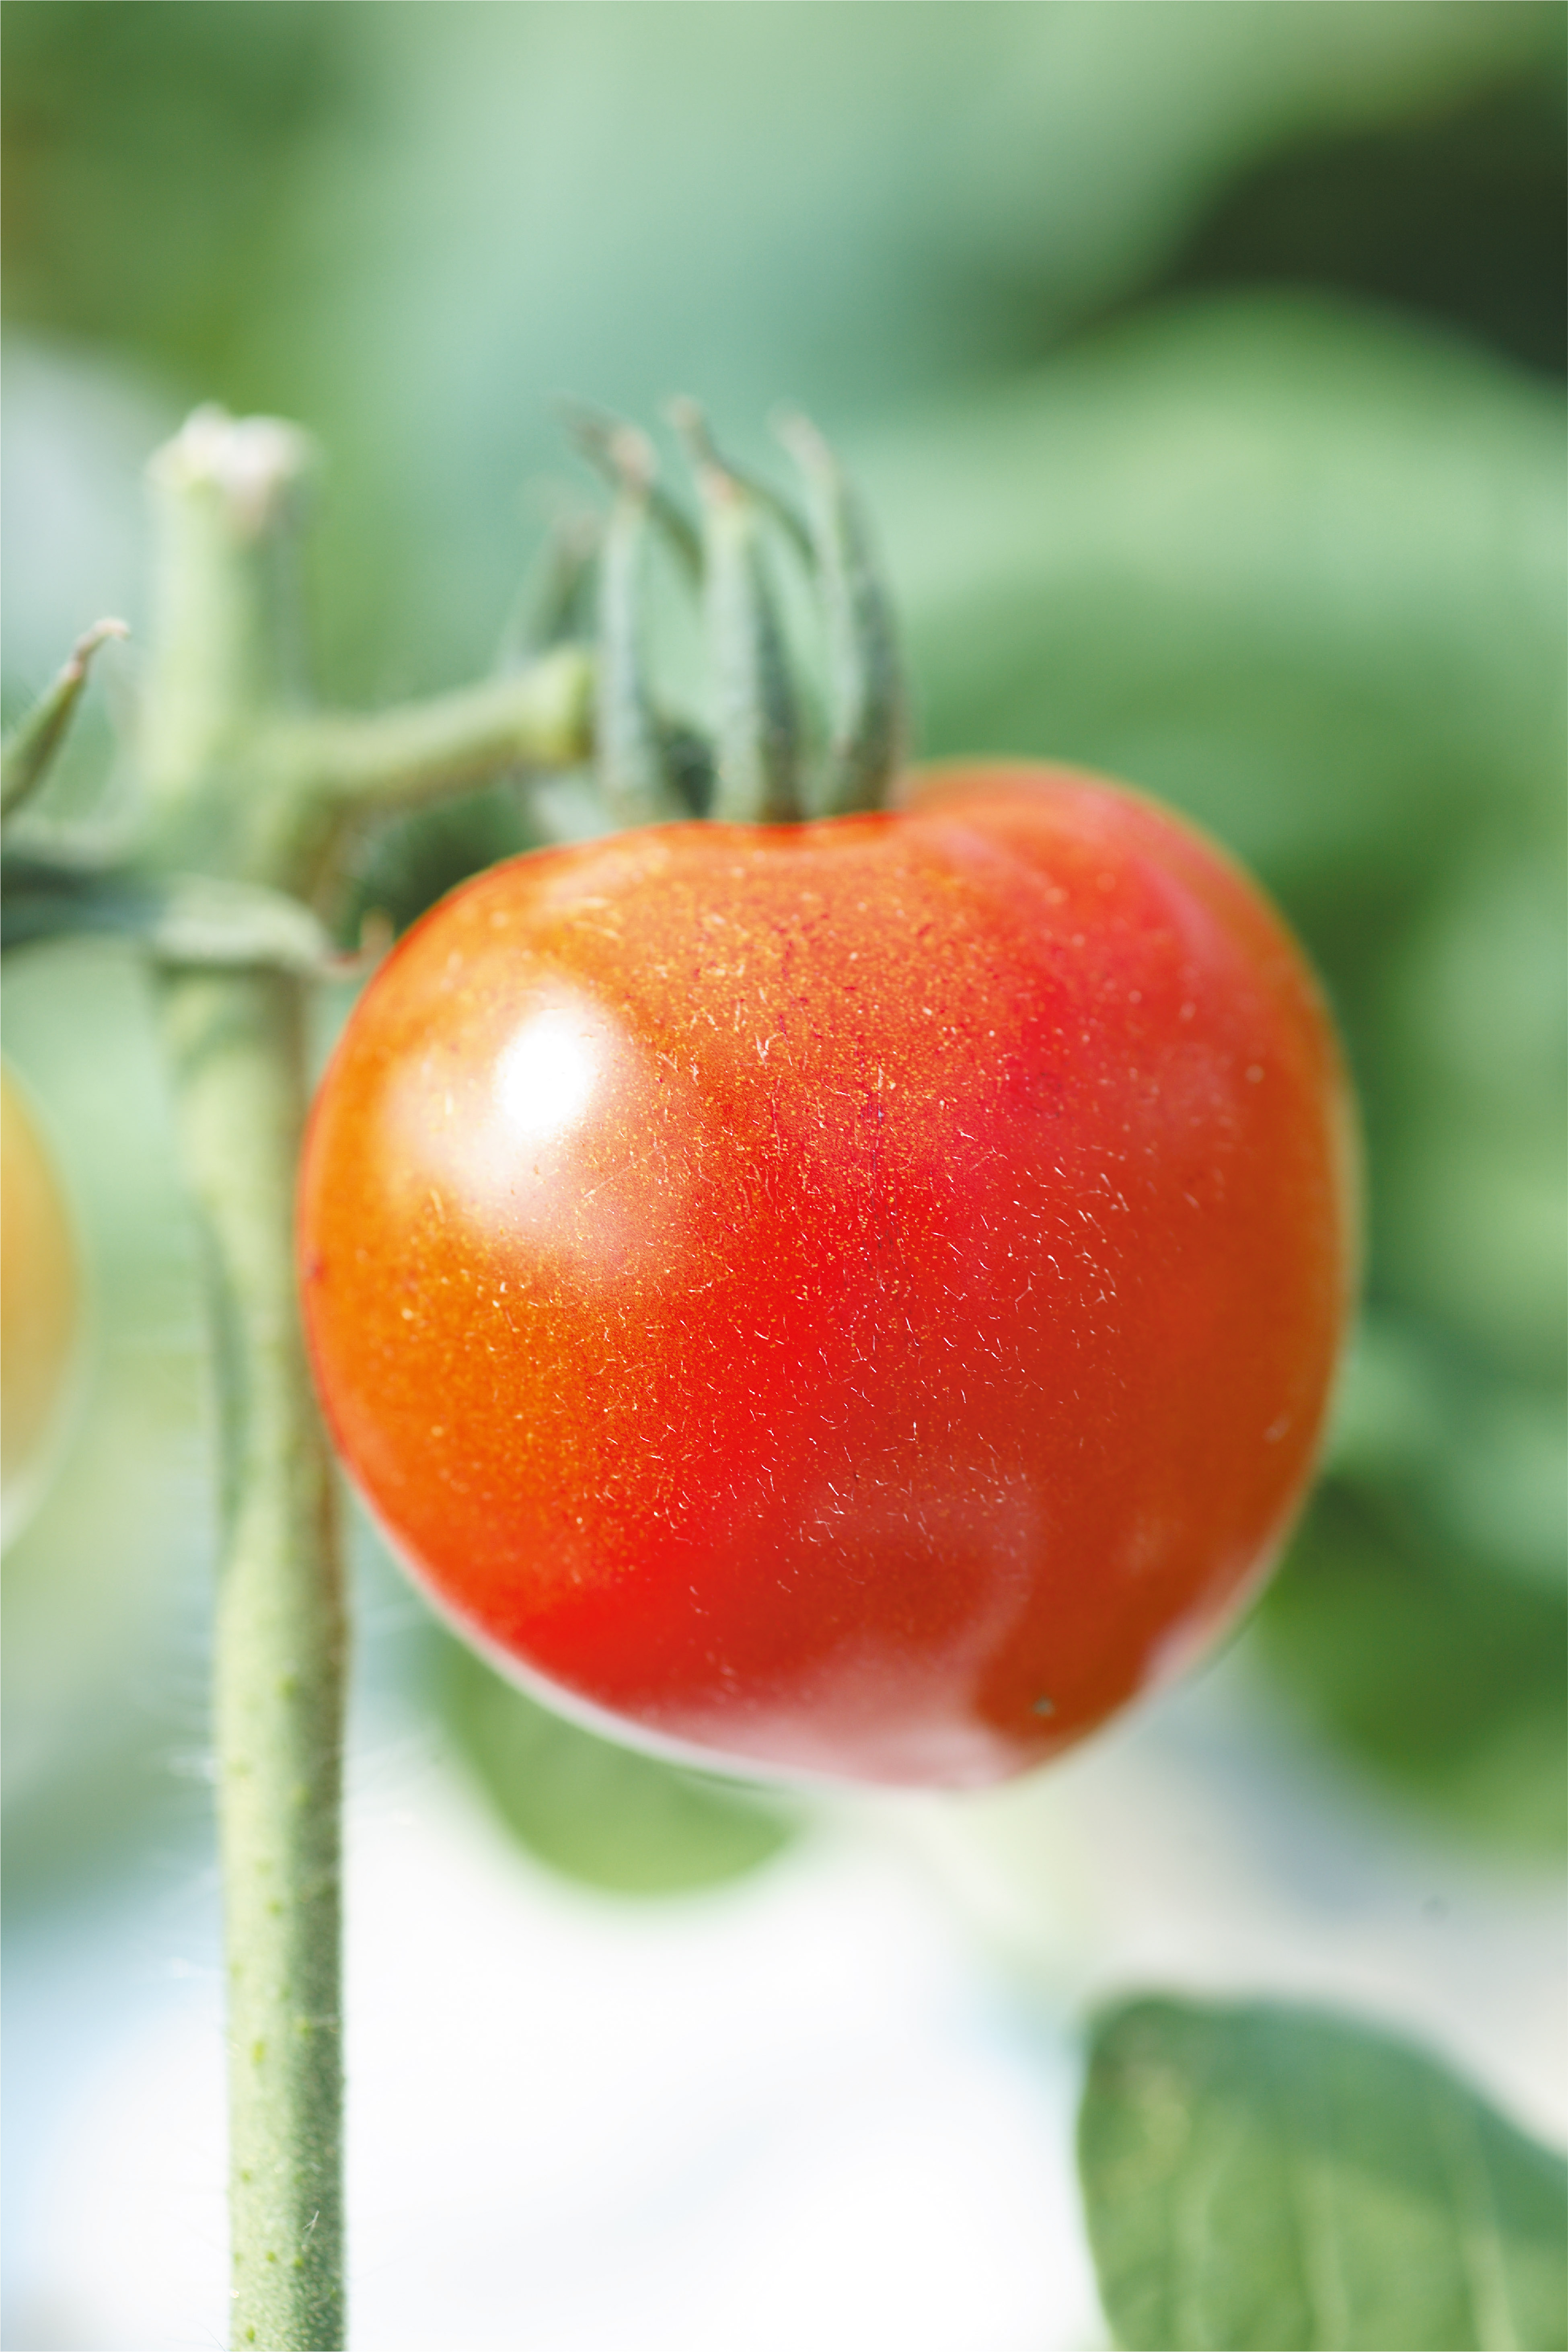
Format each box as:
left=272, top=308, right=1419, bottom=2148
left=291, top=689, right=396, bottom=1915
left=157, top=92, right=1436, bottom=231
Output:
left=571, top=401, right=908, bottom=829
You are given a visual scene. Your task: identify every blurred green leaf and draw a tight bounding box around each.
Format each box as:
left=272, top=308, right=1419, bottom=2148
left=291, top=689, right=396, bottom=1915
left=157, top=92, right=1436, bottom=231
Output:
left=1373, top=854, right=1566, bottom=1382
left=1427, top=1388, right=1567, bottom=1596
left=1325, top=1317, right=1564, bottom=1599
left=1157, top=61, right=1567, bottom=378
left=7, top=4, right=1559, bottom=695
left=438, top=1633, right=797, bottom=1898
left=1321, top=1313, right=1451, bottom=1489
left=1382, top=853, right=1567, bottom=1150
left=1256, top=1486, right=1566, bottom=1855
left=870, top=294, right=1564, bottom=896
left=1079, top=1994, right=1568, bottom=2352
left=1, top=2, right=353, bottom=385
left=1382, top=1131, right=1566, bottom=1385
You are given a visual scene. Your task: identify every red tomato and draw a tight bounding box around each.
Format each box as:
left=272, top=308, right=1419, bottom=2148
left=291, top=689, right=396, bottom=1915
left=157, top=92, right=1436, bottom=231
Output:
left=299, top=765, right=1356, bottom=1787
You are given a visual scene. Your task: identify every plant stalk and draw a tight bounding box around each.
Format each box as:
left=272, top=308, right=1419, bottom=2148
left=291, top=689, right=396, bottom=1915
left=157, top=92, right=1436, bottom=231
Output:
left=142, top=410, right=348, bottom=2350
left=161, top=964, right=346, bottom=2349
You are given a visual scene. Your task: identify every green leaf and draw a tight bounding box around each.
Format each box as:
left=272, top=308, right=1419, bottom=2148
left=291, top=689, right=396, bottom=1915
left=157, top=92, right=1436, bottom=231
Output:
left=1079, top=1995, right=1568, bottom=2352
left=1323, top=1318, right=1564, bottom=1599
left=1372, top=851, right=1566, bottom=1386
left=1379, top=1131, right=1566, bottom=1389
left=1426, top=1386, right=1568, bottom=1597
left=1381, top=855, right=1568, bottom=1144
left=1256, top=1486, right=1566, bottom=1856
left=1320, top=1314, right=1451, bottom=1489
left=0, top=619, right=127, bottom=820
left=869, top=295, right=1565, bottom=896
left=437, top=1634, right=797, bottom=1898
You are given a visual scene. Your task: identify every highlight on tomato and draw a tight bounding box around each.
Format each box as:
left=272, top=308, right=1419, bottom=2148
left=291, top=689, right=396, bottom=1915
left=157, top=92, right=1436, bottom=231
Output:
left=298, top=413, right=1358, bottom=1790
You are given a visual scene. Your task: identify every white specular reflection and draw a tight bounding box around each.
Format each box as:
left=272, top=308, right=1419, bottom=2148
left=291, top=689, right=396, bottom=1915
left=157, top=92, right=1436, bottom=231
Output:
left=493, top=1007, right=603, bottom=1146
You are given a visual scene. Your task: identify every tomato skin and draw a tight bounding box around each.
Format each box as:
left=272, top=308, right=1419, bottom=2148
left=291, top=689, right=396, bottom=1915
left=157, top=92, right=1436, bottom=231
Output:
left=299, top=765, right=1356, bottom=1788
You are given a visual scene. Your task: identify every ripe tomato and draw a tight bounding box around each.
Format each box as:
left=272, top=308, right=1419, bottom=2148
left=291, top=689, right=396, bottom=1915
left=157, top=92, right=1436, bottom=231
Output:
left=299, top=765, right=1356, bottom=1787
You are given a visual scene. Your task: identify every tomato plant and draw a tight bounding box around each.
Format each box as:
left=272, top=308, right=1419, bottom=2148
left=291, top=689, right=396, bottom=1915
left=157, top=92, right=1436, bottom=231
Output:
left=300, top=761, right=1356, bottom=1787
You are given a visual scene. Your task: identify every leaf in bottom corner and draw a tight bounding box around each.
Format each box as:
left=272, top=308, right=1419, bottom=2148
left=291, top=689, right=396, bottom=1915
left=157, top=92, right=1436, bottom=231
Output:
left=1078, top=1996, right=1568, bottom=2352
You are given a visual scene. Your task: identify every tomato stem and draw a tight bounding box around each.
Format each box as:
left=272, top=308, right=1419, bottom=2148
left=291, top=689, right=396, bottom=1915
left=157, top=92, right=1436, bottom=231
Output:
left=269, top=647, right=596, bottom=882
left=142, top=410, right=319, bottom=804
left=143, top=411, right=349, bottom=2352
left=162, top=964, right=348, bottom=2350
left=135, top=408, right=596, bottom=903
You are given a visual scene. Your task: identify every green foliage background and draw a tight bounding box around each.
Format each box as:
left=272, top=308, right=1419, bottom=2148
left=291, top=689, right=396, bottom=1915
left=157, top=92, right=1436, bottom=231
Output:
left=2, top=0, right=1563, bottom=1898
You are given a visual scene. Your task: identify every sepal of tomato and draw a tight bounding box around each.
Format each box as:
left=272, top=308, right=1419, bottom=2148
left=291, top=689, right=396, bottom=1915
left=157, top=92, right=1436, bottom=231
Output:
left=299, top=764, right=1357, bottom=1787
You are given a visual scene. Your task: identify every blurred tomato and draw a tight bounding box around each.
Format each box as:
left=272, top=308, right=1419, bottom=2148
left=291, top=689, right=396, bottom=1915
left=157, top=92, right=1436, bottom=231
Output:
left=2, top=1061, right=80, bottom=1530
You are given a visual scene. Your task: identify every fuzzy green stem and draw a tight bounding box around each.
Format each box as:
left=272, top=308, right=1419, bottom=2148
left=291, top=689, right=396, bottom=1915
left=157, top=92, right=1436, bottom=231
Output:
left=277, top=646, right=595, bottom=817
left=161, top=966, right=345, bottom=2350
left=144, top=409, right=347, bottom=2352
left=142, top=411, right=316, bottom=806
